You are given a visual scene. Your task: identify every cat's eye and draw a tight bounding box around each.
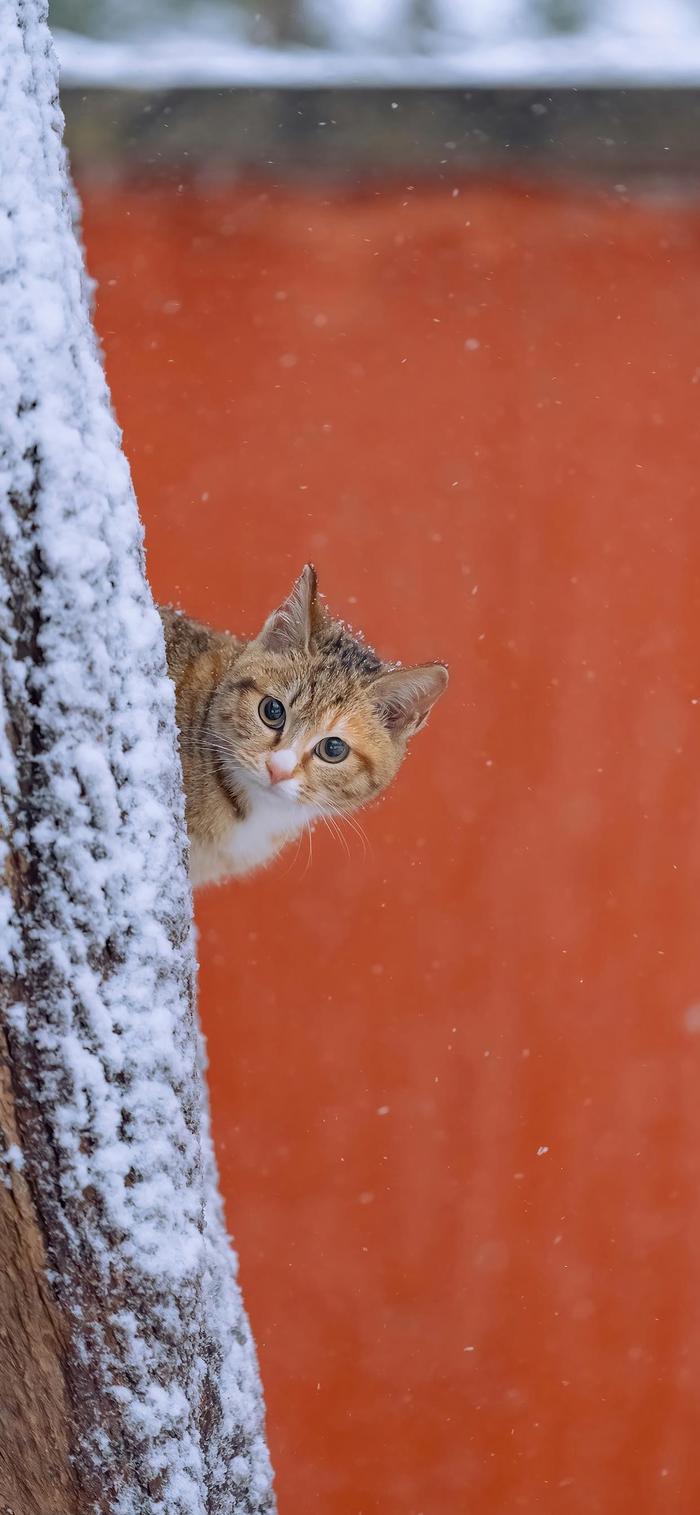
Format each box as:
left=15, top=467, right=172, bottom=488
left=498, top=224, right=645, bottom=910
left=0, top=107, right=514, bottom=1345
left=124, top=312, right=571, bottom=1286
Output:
left=315, top=736, right=349, bottom=764
left=259, top=696, right=286, bottom=730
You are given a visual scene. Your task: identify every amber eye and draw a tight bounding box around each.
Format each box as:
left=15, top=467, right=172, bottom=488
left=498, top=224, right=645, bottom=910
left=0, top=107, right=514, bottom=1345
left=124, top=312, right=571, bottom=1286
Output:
left=315, top=736, right=349, bottom=764
left=259, top=696, right=286, bottom=730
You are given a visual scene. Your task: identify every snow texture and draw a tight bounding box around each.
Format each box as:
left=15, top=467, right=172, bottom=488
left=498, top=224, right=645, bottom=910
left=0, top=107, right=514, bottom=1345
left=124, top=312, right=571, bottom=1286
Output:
left=0, top=3, right=274, bottom=1510
left=53, top=0, right=700, bottom=87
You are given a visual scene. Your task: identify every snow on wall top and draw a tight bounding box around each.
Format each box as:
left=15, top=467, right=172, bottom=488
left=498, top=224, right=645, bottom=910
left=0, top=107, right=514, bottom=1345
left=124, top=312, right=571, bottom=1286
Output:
left=0, top=2, right=274, bottom=1510
left=52, top=0, right=700, bottom=89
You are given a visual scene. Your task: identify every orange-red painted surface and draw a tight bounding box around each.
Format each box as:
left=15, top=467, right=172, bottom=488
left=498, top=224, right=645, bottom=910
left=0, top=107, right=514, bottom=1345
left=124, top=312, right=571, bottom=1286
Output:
left=82, top=178, right=700, bottom=1514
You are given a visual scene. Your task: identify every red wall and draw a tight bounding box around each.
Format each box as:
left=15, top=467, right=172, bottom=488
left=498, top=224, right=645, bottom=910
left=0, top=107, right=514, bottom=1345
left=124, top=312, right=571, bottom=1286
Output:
left=82, top=178, right=700, bottom=1514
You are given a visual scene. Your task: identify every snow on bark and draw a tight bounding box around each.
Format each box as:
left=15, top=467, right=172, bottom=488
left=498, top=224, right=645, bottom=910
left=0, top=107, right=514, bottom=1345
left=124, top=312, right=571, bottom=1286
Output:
left=0, top=3, right=275, bottom=1510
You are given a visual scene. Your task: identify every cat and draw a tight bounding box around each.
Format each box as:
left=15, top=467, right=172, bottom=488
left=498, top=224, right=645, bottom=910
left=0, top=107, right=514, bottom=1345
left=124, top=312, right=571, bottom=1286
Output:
left=159, top=565, right=447, bottom=888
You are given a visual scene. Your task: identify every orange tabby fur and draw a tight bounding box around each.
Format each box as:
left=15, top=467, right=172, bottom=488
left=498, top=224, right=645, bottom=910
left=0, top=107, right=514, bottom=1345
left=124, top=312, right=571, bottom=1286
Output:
left=159, top=566, right=447, bottom=887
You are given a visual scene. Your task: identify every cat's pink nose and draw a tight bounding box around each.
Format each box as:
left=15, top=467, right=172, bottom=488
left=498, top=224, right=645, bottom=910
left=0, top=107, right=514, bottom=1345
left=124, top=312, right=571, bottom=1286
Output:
left=266, top=750, right=297, bottom=785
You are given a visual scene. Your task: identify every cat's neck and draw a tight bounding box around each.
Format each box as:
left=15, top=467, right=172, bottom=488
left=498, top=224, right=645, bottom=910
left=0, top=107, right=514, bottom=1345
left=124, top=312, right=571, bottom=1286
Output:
left=189, top=781, right=315, bottom=886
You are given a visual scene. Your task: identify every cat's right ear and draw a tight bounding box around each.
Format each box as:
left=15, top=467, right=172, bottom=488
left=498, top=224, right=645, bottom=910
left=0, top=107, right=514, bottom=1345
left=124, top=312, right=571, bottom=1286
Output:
left=370, top=662, right=448, bottom=736
left=255, top=564, right=318, bottom=654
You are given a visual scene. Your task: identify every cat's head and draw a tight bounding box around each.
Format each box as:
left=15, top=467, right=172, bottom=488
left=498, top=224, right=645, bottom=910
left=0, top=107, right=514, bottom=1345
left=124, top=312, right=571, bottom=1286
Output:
left=211, top=565, right=447, bottom=817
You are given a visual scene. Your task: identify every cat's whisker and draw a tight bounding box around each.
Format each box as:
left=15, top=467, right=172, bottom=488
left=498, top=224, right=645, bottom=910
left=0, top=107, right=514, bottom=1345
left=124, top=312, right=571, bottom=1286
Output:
left=342, top=811, right=370, bottom=856
left=281, top=826, right=307, bottom=878
left=300, top=821, right=314, bottom=878
left=198, top=741, right=239, bottom=759
left=324, top=806, right=370, bottom=859
left=328, top=815, right=352, bottom=860
left=197, top=739, right=237, bottom=759
left=198, top=740, right=261, bottom=779
left=320, top=813, right=351, bottom=860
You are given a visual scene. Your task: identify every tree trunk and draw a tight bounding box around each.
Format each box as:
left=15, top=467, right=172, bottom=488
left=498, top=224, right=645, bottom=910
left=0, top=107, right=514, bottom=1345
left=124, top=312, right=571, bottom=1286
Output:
left=0, top=4, right=275, bottom=1511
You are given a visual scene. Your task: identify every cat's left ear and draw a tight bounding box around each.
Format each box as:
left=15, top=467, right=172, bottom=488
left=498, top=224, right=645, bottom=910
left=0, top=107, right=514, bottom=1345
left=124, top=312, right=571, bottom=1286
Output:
left=370, top=663, right=448, bottom=737
left=256, top=564, right=318, bottom=654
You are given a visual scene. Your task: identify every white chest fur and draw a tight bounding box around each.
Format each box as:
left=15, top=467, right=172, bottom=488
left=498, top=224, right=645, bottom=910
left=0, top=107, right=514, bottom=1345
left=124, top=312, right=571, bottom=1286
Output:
left=189, top=788, right=314, bottom=887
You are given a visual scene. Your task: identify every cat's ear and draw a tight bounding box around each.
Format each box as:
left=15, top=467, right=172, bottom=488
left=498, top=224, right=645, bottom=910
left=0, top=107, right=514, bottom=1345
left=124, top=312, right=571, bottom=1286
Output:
left=370, top=663, right=448, bottom=736
left=256, top=564, right=318, bottom=654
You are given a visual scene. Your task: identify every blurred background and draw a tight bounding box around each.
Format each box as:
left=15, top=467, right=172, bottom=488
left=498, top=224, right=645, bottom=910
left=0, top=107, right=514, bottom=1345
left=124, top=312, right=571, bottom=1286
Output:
left=54, top=4, right=700, bottom=1512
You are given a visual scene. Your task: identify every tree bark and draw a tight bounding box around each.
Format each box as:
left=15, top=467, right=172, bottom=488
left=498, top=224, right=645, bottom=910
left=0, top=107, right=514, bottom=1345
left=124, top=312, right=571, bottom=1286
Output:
left=0, top=4, right=275, bottom=1511
left=0, top=1028, right=77, bottom=1513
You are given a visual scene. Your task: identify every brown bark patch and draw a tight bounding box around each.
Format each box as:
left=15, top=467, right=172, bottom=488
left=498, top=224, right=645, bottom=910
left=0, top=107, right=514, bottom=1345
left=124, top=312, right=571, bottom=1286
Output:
left=0, top=1027, right=77, bottom=1515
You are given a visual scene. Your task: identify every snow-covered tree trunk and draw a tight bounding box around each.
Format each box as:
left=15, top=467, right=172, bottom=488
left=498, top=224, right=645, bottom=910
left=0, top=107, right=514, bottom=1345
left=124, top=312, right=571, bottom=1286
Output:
left=0, top=4, right=275, bottom=1512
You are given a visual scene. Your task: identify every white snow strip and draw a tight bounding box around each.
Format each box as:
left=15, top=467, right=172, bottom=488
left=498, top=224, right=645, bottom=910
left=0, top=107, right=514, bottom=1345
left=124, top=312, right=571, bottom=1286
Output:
left=53, top=16, right=700, bottom=90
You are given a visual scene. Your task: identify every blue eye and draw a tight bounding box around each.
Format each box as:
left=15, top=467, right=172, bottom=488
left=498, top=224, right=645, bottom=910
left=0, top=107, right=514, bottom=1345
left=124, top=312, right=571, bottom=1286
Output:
left=259, top=697, right=286, bottom=730
left=315, top=736, right=349, bottom=764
